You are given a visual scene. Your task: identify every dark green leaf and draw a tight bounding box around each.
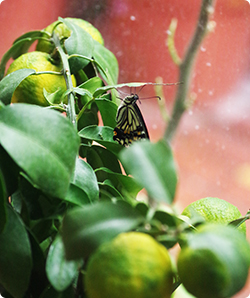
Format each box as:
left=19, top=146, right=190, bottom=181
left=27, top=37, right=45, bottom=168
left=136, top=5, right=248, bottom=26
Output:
left=0, top=169, right=7, bottom=233
left=46, top=235, right=81, bottom=291
left=0, top=145, right=19, bottom=197
left=0, top=69, right=35, bottom=105
left=40, top=285, right=75, bottom=298
left=0, top=205, right=32, bottom=298
left=71, top=158, right=99, bottom=203
left=65, top=183, right=91, bottom=206
left=95, top=167, right=142, bottom=200
left=61, top=17, right=94, bottom=73
left=98, top=181, right=124, bottom=201
left=0, top=33, right=43, bottom=79
left=95, top=98, right=117, bottom=128
left=62, top=201, right=144, bottom=259
left=0, top=104, right=80, bottom=199
left=31, top=219, right=56, bottom=243
left=93, top=41, right=119, bottom=85
left=12, top=31, right=47, bottom=59
left=86, top=145, right=121, bottom=174
left=28, top=231, right=48, bottom=297
left=78, top=125, right=122, bottom=155
left=120, top=139, right=178, bottom=204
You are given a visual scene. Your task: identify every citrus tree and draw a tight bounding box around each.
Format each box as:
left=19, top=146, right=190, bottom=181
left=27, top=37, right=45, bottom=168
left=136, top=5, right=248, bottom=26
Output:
left=0, top=12, right=250, bottom=298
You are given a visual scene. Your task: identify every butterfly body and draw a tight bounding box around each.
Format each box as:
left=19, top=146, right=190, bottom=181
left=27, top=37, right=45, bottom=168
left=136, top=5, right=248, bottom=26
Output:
left=113, top=93, right=149, bottom=146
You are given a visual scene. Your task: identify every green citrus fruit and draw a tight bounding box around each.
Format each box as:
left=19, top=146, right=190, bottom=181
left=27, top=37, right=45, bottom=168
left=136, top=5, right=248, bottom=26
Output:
left=177, top=224, right=250, bottom=298
left=36, top=18, right=104, bottom=53
left=84, top=232, right=174, bottom=298
left=181, top=197, right=246, bottom=234
left=6, top=51, right=76, bottom=106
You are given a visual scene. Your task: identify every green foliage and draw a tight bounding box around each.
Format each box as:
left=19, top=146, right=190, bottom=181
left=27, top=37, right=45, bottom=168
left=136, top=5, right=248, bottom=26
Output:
left=0, top=16, right=249, bottom=298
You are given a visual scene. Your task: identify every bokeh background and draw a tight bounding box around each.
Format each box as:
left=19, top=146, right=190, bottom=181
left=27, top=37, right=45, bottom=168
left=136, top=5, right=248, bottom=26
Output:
left=1, top=0, right=250, bottom=296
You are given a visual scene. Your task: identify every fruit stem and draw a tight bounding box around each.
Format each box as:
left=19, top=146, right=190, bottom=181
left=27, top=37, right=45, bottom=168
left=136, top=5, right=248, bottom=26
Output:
left=164, top=0, right=216, bottom=142
left=51, top=32, right=77, bottom=129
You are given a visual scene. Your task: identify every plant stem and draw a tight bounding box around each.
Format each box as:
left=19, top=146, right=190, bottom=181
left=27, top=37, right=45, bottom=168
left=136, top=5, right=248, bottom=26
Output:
left=164, top=0, right=216, bottom=142
left=52, top=33, right=77, bottom=129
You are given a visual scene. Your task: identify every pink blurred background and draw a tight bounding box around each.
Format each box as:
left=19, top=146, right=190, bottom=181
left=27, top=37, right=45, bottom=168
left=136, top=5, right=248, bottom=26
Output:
left=1, top=0, right=250, bottom=296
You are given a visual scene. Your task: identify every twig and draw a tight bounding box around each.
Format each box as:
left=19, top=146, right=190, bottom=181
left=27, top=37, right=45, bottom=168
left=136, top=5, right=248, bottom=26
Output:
left=52, top=32, right=77, bottom=129
left=167, top=19, right=182, bottom=66
left=164, top=0, right=216, bottom=142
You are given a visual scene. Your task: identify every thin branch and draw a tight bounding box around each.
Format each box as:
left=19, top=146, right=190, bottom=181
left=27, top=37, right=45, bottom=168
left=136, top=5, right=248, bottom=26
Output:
left=164, top=0, right=216, bottom=142
left=167, top=18, right=182, bottom=66
left=52, top=32, right=77, bottom=129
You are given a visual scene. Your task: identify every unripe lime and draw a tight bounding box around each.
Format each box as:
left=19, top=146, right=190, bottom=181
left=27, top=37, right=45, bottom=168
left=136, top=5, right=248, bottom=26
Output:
left=84, top=232, right=174, bottom=298
left=177, top=224, right=250, bottom=298
left=6, top=51, right=76, bottom=106
left=182, top=197, right=246, bottom=234
left=36, top=18, right=104, bottom=53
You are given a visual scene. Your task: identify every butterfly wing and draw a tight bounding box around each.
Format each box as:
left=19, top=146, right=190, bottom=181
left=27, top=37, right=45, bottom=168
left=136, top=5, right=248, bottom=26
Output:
left=113, top=98, right=149, bottom=146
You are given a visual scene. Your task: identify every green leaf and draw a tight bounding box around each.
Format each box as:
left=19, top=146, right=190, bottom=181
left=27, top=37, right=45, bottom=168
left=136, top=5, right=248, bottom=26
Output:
left=120, top=139, right=178, bottom=204
left=0, top=205, right=32, bottom=298
left=98, top=181, right=124, bottom=201
left=0, top=32, right=44, bottom=79
left=61, top=17, right=94, bottom=74
left=71, top=158, right=99, bottom=203
left=95, top=98, right=117, bottom=128
left=95, top=167, right=142, bottom=200
left=93, top=41, right=119, bottom=85
left=28, top=231, right=48, bottom=297
left=0, top=104, right=80, bottom=199
left=46, top=235, right=81, bottom=291
left=0, top=145, right=19, bottom=197
left=0, top=168, right=7, bottom=233
left=0, top=69, right=36, bottom=105
left=40, top=285, right=75, bottom=298
left=65, top=183, right=91, bottom=206
left=62, top=201, right=144, bottom=259
left=78, top=125, right=122, bottom=155
left=86, top=145, right=122, bottom=174
left=12, top=30, right=47, bottom=59
left=78, top=76, right=103, bottom=105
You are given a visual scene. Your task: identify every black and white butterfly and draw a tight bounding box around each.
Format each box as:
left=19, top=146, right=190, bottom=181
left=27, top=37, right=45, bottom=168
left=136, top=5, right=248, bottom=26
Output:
left=113, top=92, right=150, bottom=146
left=113, top=82, right=180, bottom=146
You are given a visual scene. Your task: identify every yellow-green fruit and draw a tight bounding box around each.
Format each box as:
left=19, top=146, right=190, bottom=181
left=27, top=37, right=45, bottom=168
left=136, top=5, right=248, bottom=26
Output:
left=84, top=232, right=174, bottom=298
left=6, top=51, right=76, bottom=106
left=177, top=224, right=250, bottom=298
left=36, top=18, right=104, bottom=53
left=182, top=197, right=246, bottom=234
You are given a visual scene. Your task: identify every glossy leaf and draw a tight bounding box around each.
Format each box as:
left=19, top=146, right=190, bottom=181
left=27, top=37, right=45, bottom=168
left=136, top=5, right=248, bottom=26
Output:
left=0, top=69, right=35, bottom=105
left=120, top=139, right=178, bottom=204
left=0, top=33, right=43, bottom=79
left=93, top=40, right=119, bottom=86
left=0, top=205, right=32, bottom=298
left=40, top=285, right=75, bottom=298
left=0, top=145, right=19, bottom=197
left=28, top=231, right=48, bottom=297
left=78, top=125, right=122, bottom=155
left=71, top=158, right=99, bottom=203
left=65, top=183, right=91, bottom=206
left=95, top=167, right=142, bottom=200
left=86, top=145, right=122, bottom=174
left=0, top=104, right=80, bottom=199
left=95, top=98, right=117, bottom=128
left=12, top=30, right=47, bottom=59
left=46, top=235, right=81, bottom=291
left=0, top=169, right=7, bottom=233
left=61, top=17, right=94, bottom=74
left=62, top=201, right=144, bottom=259
left=98, top=181, right=124, bottom=201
